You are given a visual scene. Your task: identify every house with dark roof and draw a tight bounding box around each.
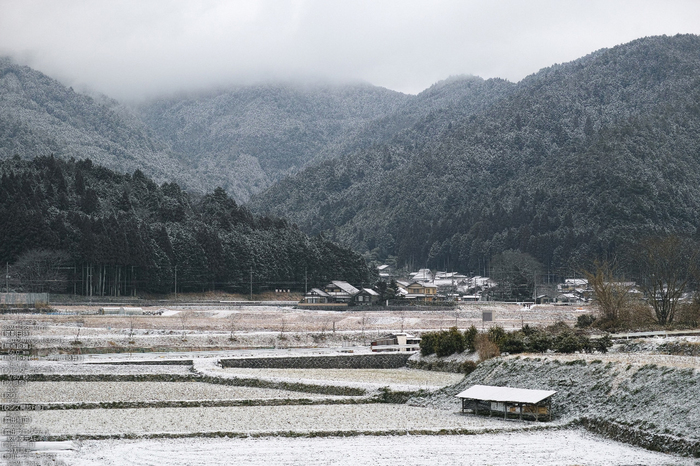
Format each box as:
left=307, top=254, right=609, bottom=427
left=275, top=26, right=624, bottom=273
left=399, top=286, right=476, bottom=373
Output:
left=354, top=288, right=379, bottom=305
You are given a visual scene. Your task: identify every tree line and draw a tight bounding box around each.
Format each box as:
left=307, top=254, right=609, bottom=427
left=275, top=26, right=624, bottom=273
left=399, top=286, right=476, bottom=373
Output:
left=0, top=156, right=375, bottom=296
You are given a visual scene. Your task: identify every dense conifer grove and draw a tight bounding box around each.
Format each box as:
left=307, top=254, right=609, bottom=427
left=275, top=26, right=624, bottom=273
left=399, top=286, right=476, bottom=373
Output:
left=0, top=156, right=375, bottom=295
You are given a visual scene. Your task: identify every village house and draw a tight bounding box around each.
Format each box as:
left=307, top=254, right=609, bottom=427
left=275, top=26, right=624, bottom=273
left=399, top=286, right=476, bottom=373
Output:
left=301, top=281, right=379, bottom=306
left=323, top=280, right=360, bottom=303
left=354, top=287, right=379, bottom=305
left=409, top=268, right=434, bottom=282
left=302, top=288, right=331, bottom=304
left=377, top=264, right=394, bottom=280
left=397, top=280, right=438, bottom=302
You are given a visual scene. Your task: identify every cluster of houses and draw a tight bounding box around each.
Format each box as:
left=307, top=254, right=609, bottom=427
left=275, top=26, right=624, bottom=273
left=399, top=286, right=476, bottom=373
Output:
left=300, top=266, right=607, bottom=307
left=300, top=266, right=498, bottom=306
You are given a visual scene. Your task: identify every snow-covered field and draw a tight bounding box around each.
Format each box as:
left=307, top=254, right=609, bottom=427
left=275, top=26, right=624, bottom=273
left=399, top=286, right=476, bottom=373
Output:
left=3, top=308, right=698, bottom=465
left=32, top=404, right=530, bottom=437
left=525, top=351, right=700, bottom=369
left=18, top=382, right=349, bottom=403
left=5, top=302, right=590, bottom=352
left=206, top=367, right=465, bottom=391
left=58, top=430, right=695, bottom=466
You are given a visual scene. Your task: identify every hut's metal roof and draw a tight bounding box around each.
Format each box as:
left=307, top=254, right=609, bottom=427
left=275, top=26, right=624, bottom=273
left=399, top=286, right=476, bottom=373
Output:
left=308, top=288, right=330, bottom=297
left=455, top=385, right=556, bottom=404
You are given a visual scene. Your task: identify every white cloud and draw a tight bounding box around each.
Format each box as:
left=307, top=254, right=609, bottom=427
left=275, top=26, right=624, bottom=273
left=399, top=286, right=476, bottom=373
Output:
left=1, top=0, right=699, bottom=100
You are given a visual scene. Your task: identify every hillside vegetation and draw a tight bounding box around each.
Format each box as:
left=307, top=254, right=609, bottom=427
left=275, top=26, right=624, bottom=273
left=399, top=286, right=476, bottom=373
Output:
left=249, top=35, right=700, bottom=274
left=0, top=58, right=189, bottom=189
left=0, top=156, right=374, bottom=295
left=136, top=83, right=410, bottom=201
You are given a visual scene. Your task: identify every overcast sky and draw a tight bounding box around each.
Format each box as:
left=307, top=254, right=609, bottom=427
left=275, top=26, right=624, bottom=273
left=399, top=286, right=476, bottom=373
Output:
left=1, top=0, right=699, bottom=101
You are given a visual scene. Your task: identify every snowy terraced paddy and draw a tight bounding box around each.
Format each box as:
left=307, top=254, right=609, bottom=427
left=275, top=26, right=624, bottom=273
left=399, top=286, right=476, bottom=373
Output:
left=32, top=404, right=527, bottom=437
left=61, top=430, right=694, bottom=466
left=208, top=367, right=465, bottom=391
left=534, top=352, right=700, bottom=369
left=18, top=382, right=348, bottom=403
left=20, top=361, right=194, bottom=376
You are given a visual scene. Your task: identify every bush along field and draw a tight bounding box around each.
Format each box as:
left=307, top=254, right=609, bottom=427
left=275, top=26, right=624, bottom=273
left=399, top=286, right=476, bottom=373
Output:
left=416, top=324, right=613, bottom=364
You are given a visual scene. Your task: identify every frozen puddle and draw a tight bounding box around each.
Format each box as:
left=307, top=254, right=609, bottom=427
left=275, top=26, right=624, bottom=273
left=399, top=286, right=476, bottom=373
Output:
left=62, top=430, right=691, bottom=465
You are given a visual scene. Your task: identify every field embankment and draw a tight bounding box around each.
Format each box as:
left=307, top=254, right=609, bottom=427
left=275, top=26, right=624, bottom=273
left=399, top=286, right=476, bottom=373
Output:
left=411, top=354, right=700, bottom=457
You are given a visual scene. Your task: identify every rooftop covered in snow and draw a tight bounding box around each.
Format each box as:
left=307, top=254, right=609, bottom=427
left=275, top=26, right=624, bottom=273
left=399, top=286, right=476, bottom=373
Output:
left=455, top=385, right=556, bottom=404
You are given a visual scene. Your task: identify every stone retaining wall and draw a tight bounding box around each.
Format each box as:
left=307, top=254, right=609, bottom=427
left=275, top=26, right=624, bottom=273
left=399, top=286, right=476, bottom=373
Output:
left=219, top=353, right=412, bottom=369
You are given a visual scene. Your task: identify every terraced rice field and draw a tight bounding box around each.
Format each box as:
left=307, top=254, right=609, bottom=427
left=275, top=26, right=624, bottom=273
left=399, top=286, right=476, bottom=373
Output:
left=18, top=382, right=349, bottom=403
left=62, top=431, right=695, bottom=466
left=208, top=367, right=465, bottom=390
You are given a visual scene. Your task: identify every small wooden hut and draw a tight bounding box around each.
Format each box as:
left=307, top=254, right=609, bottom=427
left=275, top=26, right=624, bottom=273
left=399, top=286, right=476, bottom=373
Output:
left=455, top=385, right=556, bottom=421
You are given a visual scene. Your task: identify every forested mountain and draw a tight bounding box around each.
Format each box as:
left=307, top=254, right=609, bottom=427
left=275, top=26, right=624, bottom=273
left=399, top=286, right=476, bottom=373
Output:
left=0, top=156, right=374, bottom=295
left=136, top=83, right=410, bottom=201
left=248, top=34, right=700, bottom=274
left=0, top=58, right=193, bottom=189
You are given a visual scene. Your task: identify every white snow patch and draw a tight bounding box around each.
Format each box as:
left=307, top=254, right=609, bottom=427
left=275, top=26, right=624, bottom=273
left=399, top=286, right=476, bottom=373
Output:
left=63, top=430, right=693, bottom=466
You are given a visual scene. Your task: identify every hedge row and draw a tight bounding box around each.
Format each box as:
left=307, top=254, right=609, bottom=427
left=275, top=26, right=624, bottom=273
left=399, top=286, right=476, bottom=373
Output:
left=419, top=325, right=612, bottom=357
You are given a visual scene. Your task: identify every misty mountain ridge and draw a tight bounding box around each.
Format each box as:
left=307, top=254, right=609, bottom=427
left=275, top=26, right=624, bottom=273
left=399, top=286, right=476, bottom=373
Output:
left=134, top=81, right=411, bottom=201
left=248, top=34, right=700, bottom=273
left=0, top=57, right=188, bottom=187
left=3, top=34, right=700, bottom=275
left=0, top=56, right=518, bottom=204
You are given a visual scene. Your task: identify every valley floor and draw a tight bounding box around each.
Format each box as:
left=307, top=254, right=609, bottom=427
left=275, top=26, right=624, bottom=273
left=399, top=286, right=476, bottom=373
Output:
left=1, top=305, right=698, bottom=465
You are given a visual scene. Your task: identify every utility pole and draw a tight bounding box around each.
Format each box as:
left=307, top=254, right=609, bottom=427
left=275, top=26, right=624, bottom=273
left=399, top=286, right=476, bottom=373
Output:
left=174, top=265, right=178, bottom=300
left=304, top=267, right=307, bottom=295
left=5, top=262, right=8, bottom=293
left=249, top=267, right=253, bottom=301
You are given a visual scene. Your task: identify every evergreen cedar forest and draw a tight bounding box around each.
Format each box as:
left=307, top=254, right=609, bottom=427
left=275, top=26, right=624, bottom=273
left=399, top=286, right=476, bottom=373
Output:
left=0, top=156, right=374, bottom=295
left=3, top=35, right=700, bottom=307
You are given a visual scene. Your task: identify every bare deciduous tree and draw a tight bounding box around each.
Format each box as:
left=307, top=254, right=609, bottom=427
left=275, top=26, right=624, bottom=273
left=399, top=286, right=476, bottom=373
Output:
left=178, top=310, right=193, bottom=341
left=228, top=313, right=240, bottom=341
left=633, top=236, right=698, bottom=325
left=584, top=260, right=633, bottom=323
left=12, top=249, right=70, bottom=293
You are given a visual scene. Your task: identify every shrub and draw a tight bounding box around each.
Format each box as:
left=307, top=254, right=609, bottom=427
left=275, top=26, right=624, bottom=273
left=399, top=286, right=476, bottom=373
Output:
left=419, top=327, right=466, bottom=357
left=419, top=332, right=438, bottom=356
left=475, top=333, right=500, bottom=361
left=460, top=360, right=477, bottom=374
left=595, top=333, right=613, bottom=353
left=576, top=314, right=597, bottom=328
left=525, top=330, right=552, bottom=353
left=501, top=332, right=525, bottom=354
left=487, top=326, right=507, bottom=348
left=555, top=331, right=590, bottom=353
left=435, top=327, right=465, bottom=357
left=464, top=325, right=478, bottom=352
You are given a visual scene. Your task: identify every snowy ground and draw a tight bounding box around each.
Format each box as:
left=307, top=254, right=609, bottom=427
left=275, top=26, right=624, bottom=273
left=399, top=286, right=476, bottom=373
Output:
left=524, top=351, right=700, bottom=369
left=55, top=430, right=696, bottom=466
left=32, top=404, right=533, bottom=437
left=204, top=367, right=465, bottom=392
left=3, top=302, right=591, bottom=352
left=3, top=307, right=697, bottom=465
left=17, top=382, right=350, bottom=403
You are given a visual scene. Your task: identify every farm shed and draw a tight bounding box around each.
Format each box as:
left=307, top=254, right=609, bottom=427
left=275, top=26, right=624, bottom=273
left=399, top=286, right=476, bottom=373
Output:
left=455, top=385, right=556, bottom=421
